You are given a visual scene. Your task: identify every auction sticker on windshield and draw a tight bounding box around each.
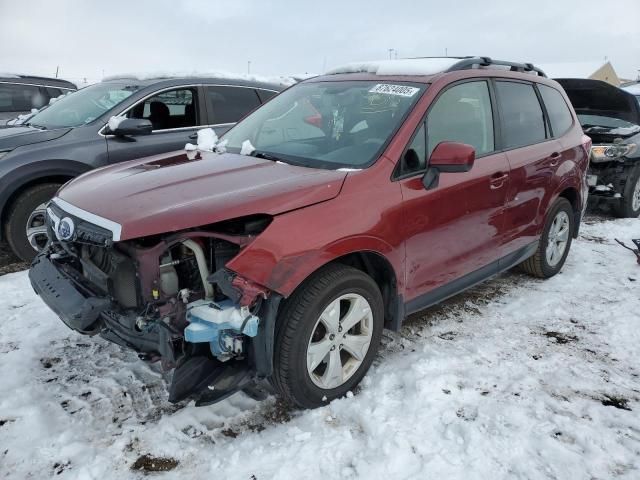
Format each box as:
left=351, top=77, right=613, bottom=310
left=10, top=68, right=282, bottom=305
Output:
left=369, top=84, right=420, bottom=97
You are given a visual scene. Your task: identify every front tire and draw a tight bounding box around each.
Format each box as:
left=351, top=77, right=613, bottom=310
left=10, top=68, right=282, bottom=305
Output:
left=614, top=166, right=640, bottom=218
left=520, top=197, right=574, bottom=278
left=272, top=264, right=384, bottom=409
left=4, top=183, right=61, bottom=262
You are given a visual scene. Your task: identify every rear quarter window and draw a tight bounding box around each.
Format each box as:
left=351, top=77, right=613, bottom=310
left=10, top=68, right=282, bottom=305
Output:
left=495, top=81, right=547, bottom=149
left=539, top=84, right=573, bottom=137
left=206, top=86, right=261, bottom=124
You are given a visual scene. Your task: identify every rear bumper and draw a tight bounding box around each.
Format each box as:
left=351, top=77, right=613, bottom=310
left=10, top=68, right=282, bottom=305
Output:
left=29, top=254, right=111, bottom=334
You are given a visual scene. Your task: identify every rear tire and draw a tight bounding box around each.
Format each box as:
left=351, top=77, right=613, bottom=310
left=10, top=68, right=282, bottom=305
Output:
left=4, top=183, right=61, bottom=263
left=272, top=264, right=384, bottom=409
left=520, top=197, right=574, bottom=279
left=613, top=166, right=640, bottom=218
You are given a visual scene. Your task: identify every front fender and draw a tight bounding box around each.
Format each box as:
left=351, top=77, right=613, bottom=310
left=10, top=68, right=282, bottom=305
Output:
left=226, top=205, right=403, bottom=298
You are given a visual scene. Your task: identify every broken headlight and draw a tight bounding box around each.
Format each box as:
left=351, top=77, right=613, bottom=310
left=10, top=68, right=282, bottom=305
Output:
left=590, top=143, right=637, bottom=163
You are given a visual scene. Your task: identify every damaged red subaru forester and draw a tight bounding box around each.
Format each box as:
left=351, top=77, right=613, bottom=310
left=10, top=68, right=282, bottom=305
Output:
left=30, top=57, right=590, bottom=409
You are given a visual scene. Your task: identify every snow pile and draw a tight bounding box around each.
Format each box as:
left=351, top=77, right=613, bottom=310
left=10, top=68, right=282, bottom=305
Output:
left=185, top=128, right=218, bottom=152
left=48, top=93, right=67, bottom=105
left=107, top=115, right=127, bottom=132
left=326, top=58, right=461, bottom=76
left=1, top=217, right=640, bottom=479
left=240, top=139, right=255, bottom=156
left=103, top=71, right=297, bottom=87
left=6, top=108, right=38, bottom=126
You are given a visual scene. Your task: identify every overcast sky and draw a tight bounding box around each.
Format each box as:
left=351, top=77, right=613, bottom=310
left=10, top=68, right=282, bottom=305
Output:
left=1, top=0, right=639, bottom=84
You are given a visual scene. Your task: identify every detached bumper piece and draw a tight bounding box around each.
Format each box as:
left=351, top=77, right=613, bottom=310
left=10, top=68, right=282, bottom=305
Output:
left=169, top=356, right=253, bottom=406
left=29, top=254, right=110, bottom=333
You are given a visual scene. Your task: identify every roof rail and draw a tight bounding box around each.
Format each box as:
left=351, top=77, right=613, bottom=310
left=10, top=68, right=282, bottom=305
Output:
left=445, top=56, right=547, bottom=77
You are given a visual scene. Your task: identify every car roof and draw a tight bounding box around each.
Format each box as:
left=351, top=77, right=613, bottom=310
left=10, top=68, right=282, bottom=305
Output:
left=307, top=57, right=548, bottom=85
left=100, top=74, right=292, bottom=92
left=0, top=74, right=77, bottom=89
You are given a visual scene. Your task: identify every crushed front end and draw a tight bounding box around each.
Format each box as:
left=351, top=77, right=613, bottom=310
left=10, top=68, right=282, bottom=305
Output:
left=29, top=199, right=279, bottom=406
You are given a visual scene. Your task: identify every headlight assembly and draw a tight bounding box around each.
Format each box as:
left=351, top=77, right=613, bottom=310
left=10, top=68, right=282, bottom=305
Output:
left=590, top=143, right=637, bottom=163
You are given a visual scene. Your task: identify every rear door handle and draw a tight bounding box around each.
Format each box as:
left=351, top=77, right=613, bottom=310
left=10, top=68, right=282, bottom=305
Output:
left=490, top=172, right=509, bottom=190
left=188, top=132, right=198, bottom=140
left=549, top=152, right=561, bottom=166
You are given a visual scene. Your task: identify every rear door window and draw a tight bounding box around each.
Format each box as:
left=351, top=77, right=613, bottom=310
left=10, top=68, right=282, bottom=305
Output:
left=0, top=83, right=47, bottom=111
left=538, top=84, right=573, bottom=137
left=495, top=81, right=547, bottom=149
left=206, top=86, right=261, bottom=124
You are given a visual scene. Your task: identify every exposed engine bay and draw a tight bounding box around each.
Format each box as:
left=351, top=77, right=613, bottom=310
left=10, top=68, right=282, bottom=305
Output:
left=30, top=200, right=280, bottom=406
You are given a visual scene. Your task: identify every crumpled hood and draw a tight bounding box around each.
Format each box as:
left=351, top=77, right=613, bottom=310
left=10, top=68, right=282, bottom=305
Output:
left=0, top=125, right=71, bottom=150
left=57, top=150, right=348, bottom=240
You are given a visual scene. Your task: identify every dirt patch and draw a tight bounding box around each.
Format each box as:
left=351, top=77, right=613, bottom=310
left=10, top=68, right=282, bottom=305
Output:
left=601, top=394, right=632, bottom=411
left=580, top=234, right=608, bottom=244
left=131, top=454, right=179, bottom=472
left=0, top=243, right=27, bottom=276
left=438, top=331, right=458, bottom=341
left=543, top=331, right=578, bottom=345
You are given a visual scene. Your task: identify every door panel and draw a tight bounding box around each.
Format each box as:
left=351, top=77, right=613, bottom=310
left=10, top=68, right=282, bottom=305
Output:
left=502, top=139, right=562, bottom=255
left=401, top=151, right=510, bottom=302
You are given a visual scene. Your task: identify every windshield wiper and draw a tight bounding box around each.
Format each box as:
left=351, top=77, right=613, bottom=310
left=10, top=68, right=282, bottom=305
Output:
left=25, top=123, right=47, bottom=130
left=252, top=151, right=286, bottom=163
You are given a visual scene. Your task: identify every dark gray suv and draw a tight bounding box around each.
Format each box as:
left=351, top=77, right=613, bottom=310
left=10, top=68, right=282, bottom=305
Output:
left=0, top=75, right=77, bottom=124
left=0, top=75, right=286, bottom=261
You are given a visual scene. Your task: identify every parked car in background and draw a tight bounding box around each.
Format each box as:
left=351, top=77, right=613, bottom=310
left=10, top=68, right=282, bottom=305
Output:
left=30, top=57, right=590, bottom=409
left=556, top=78, right=640, bottom=217
left=0, top=75, right=76, bottom=125
left=622, top=82, right=640, bottom=104
left=0, top=75, right=287, bottom=261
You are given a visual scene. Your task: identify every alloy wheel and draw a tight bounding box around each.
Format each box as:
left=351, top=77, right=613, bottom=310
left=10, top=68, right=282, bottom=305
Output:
left=545, top=210, right=570, bottom=267
left=306, top=293, right=373, bottom=390
left=25, top=202, right=49, bottom=251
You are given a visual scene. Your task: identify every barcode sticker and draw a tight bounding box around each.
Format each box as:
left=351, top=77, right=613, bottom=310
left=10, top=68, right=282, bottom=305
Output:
left=369, top=84, right=420, bottom=97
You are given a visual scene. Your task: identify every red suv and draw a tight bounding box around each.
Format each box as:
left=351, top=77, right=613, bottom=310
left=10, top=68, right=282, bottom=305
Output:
left=30, top=57, right=590, bottom=409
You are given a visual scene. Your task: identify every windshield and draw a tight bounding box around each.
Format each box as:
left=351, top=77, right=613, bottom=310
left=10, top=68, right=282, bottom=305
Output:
left=26, top=82, right=141, bottom=129
left=221, top=80, right=426, bottom=169
left=577, top=114, right=637, bottom=129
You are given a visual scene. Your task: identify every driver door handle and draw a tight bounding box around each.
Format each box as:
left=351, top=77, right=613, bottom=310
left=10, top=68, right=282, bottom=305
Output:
left=188, top=132, right=198, bottom=140
left=490, top=172, right=509, bottom=190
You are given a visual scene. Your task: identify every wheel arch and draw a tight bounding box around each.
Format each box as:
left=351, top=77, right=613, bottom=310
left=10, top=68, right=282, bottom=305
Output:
left=0, top=160, right=91, bottom=238
left=555, top=184, right=581, bottom=238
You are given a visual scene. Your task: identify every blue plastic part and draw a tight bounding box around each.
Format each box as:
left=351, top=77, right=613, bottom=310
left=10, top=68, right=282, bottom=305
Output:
left=184, top=299, right=259, bottom=358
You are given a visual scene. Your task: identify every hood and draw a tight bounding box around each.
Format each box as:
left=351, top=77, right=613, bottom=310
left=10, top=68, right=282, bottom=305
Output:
left=0, top=125, right=71, bottom=150
left=57, top=150, right=348, bottom=240
left=555, top=78, right=640, bottom=125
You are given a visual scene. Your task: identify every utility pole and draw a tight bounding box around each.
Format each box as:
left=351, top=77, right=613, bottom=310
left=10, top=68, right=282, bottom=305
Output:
left=55, top=66, right=59, bottom=78
left=445, top=47, right=448, bottom=57
left=388, top=48, right=395, bottom=60
left=247, top=61, right=251, bottom=74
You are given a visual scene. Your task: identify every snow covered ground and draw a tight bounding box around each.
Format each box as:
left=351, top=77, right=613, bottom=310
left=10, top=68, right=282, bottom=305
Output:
left=1, top=216, right=640, bottom=479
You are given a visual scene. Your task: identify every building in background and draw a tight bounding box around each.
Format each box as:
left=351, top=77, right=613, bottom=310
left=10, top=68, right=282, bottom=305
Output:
left=539, top=61, right=621, bottom=86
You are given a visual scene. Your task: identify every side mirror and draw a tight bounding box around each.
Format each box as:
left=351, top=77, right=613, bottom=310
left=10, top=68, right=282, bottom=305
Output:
left=108, top=118, right=153, bottom=136
left=422, top=141, right=475, bottom=190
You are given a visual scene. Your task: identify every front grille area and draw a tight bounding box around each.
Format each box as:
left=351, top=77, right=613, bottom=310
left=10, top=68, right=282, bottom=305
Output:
left=46, top=202, right=139, bottom=309
left=47, top=202, right=113, bottom=246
